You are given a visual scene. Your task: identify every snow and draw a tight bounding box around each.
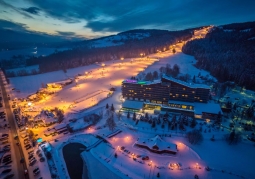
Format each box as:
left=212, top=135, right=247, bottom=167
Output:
left=223, top=29, right=234, bottom=32
left=135, top=135, right=177, bottom=153
left=194, top=102, right=222, bottom=115
left=240, top=28, right=252, bottom=32
left=122, top=100, right=144, bottom=110
left=221, top=88, right=255, bottom=106
left=7, top=26, right=255, bottom=179
left=248, top=37, right=255, bottom=40
left=162, top=74, right=210, bottom=89
left=68, top=118, right=92, bottom=131
left=90, top=32, right=150, bottom=48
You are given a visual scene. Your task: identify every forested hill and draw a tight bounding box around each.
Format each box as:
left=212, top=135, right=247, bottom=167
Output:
left=2, top=28, right=197, bottom=75
left=182, top=21, right=255, bottom=90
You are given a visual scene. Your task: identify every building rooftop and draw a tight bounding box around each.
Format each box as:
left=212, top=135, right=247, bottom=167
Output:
left=168, top=100, right=222, bottom=114
left=162, top=74, right=210, bottom=89
left=168, top=100, right=195, bottom=106
left=194, top=102, right=222, bottom=115
left=136, top=135, right=177, bottom=153
left=122, top=79, right=161, bottom=85
left=54, top=123, right=67, bottom=130
left=122, top=100, right=144, bottom=109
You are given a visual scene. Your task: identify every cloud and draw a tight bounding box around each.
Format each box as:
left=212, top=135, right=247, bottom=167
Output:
left=56, top=31, right=76, bottom=36
left=0, top=0, right=34, bottom=19
left=0, top=19, right=28, bottom=32
left=2, top=0, right=255, bottom=39
left=21, top=7, right=40, bottom=15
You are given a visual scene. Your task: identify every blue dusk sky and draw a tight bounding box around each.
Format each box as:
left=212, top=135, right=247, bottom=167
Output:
left=0, top=0, right=255, bottom=39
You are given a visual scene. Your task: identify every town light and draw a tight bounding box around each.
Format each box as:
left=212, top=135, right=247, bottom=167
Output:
left=120, top=57, right=124, bottom=60
left=28, top=102, right=32, bottom=106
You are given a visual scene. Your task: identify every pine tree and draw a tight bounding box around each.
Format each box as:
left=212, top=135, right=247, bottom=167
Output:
left=145, top=113, right=149, bottom=119
left=133, top=112, right=136, bottom=121
left=106, top=113, right=116, bottom=131
left=192, top=75, right=196, bottom=83
left=127, top=111, right=130, bottom=118
left=106, top=103, right=109, bottom=109
left=157, top=172, right=160, bottom=178
left=111, top=104, right=115, bottom=111
left=190, top=118, right=196, bottom=128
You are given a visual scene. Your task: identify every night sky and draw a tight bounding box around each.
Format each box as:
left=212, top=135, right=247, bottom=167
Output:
left=0, top=0, right=255, bottom=39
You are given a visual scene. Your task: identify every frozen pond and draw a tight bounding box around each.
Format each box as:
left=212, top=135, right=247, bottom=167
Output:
left=62, top=143, right=88, bottom=179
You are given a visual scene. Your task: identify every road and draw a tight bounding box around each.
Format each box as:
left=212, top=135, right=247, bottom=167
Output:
left=0, top=71, right=29, bottom=179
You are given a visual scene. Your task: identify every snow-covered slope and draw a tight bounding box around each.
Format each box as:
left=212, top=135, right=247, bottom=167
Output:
left=89, top=32, right=150, bottom=48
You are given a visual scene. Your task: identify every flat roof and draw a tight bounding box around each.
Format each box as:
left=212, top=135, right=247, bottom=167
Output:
left=194, top=102, right=222, bottom=115
left=122, top=79, right=161, bottom=85
left=122, top=100, right=144, bottom=109
left=54, top=123, right=67, bottom=130
left=168, top=100, right=195, bottom=106
left=167, top=100, right=222, bottom=114
left=162, top=75, right=210, bottom=89
left=43, top=117, right=57, bottom=124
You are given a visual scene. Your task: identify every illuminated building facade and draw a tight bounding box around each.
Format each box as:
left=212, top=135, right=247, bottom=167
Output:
left=122, top=75, right=210, bottom=104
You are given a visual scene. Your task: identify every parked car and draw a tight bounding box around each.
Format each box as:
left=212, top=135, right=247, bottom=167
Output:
left=25, top=144, right=31, bottom=148
left=2, top=134, right=9, bottom=137
left=3, top=174, right=14, bottom=179
left=0, top=136, right=8, bottom=141
left=3, top=154, right=11, bottom=159
left=24, top=170, right=28, bottom=175
left=28, top=150, right=34, bottom=155
left=33, top=167, right=40, bottom=175
left=142, top=156, right=149, bottom=160
left=28, top=154, right=34, bottom=160
left=3, top=147, right=10, bottom=152
left=26, top=146, right=32, bottom=150
left=2, top=141, right=9, bottom=145
left=1, top=169, right=12, bottom=174
left=3, top=157, right=11, bottom=162
left=4, top=161, right=12, bottom=165
left=29, top=159, right=37, bottom=166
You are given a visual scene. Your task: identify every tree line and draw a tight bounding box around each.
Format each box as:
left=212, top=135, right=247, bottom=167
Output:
left=182, top=21, right=255, bottom=90
left=2, top=29, right=194, bottom=77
